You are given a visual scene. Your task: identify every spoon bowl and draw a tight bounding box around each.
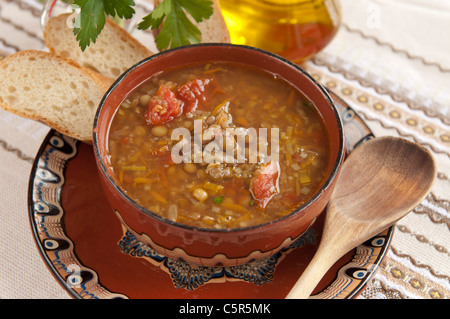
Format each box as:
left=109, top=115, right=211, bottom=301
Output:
left=286, top=136, right=436, bottom=299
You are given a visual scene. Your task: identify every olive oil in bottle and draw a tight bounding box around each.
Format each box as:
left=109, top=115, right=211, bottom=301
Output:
left=218, top=0, right=341, bottom=63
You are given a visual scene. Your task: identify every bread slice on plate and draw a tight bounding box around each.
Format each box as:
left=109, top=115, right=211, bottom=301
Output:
left=44, top=13, right=153, bottom=79
left=0, top=50, right=114, bottom=143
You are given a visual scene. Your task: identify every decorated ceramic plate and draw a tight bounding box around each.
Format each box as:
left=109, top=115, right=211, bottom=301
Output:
left=28, top=91, right=393, bottom=299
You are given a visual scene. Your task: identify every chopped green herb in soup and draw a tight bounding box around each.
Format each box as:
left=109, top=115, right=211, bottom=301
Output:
left=108, top=62, right=330, bottom=229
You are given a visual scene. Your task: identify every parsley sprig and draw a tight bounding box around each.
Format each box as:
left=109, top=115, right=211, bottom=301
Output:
left=138, top=0, right=213, bottom=50
left=43, top=0, right=214, bottom=51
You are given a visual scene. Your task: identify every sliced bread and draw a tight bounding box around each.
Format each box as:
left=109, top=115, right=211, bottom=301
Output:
left=196, top=0, right=231, bottom=44
left=44, top=13, right=153, bottom=79
left=0, top=50, right=114, bottom=142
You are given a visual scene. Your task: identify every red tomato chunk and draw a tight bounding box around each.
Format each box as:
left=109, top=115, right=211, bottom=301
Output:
left=250, top=161, right=280, bottom=209
left=144, top=85, right=181, bottom=125
left=177, top=78, right=213, bottom=113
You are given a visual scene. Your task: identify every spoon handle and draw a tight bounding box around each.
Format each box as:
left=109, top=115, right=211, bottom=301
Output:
left=285, top=243, right=344, bottom=299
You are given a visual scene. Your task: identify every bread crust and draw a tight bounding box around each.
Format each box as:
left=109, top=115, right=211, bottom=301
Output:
left=0, top=50, right=113, bottom=143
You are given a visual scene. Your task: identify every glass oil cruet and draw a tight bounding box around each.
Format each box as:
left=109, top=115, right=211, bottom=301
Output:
left=218, top=0, right=341, bottom=63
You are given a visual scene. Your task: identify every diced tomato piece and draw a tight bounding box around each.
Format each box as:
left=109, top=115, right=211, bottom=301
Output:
left=177, top=78, right=212, bottom=113
left=144, top=85, right=182, bottom=125
left=250, top=161, right=280, bottom=209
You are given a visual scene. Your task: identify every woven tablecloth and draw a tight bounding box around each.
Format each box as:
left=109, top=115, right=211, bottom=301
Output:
left=0, top=0, right=448, bottom=299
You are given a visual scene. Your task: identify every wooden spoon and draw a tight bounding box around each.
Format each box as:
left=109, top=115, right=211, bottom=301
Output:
left=286, top=136, right=436, bottom=299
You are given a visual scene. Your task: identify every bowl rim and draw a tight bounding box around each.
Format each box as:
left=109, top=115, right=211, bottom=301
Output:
left=93, top=43, right=345, bottom=234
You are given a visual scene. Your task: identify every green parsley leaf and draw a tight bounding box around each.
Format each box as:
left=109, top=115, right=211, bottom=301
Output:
left=179, top=0, right=214, bottom=22
left=138, top=0, right=171, bottom=30
left=214, top=196, right=224, bottom=205
left=103, top=0, right=135, bottom=19
left=73, top=0, right=106, bottom=51
left=138, top=0, right=214, bottom=51
left=72, top=0, right=135, bottom=51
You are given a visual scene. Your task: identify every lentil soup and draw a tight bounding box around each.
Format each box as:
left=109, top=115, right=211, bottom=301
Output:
left=108, top=62, right=330, bottom=229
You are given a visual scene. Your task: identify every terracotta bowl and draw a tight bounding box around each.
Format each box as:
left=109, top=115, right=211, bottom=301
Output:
left=93, top=43, right=345, bottom=267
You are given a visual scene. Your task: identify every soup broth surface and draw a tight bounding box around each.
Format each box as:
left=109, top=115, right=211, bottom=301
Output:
left=108, top=62, right=330, bottom=229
